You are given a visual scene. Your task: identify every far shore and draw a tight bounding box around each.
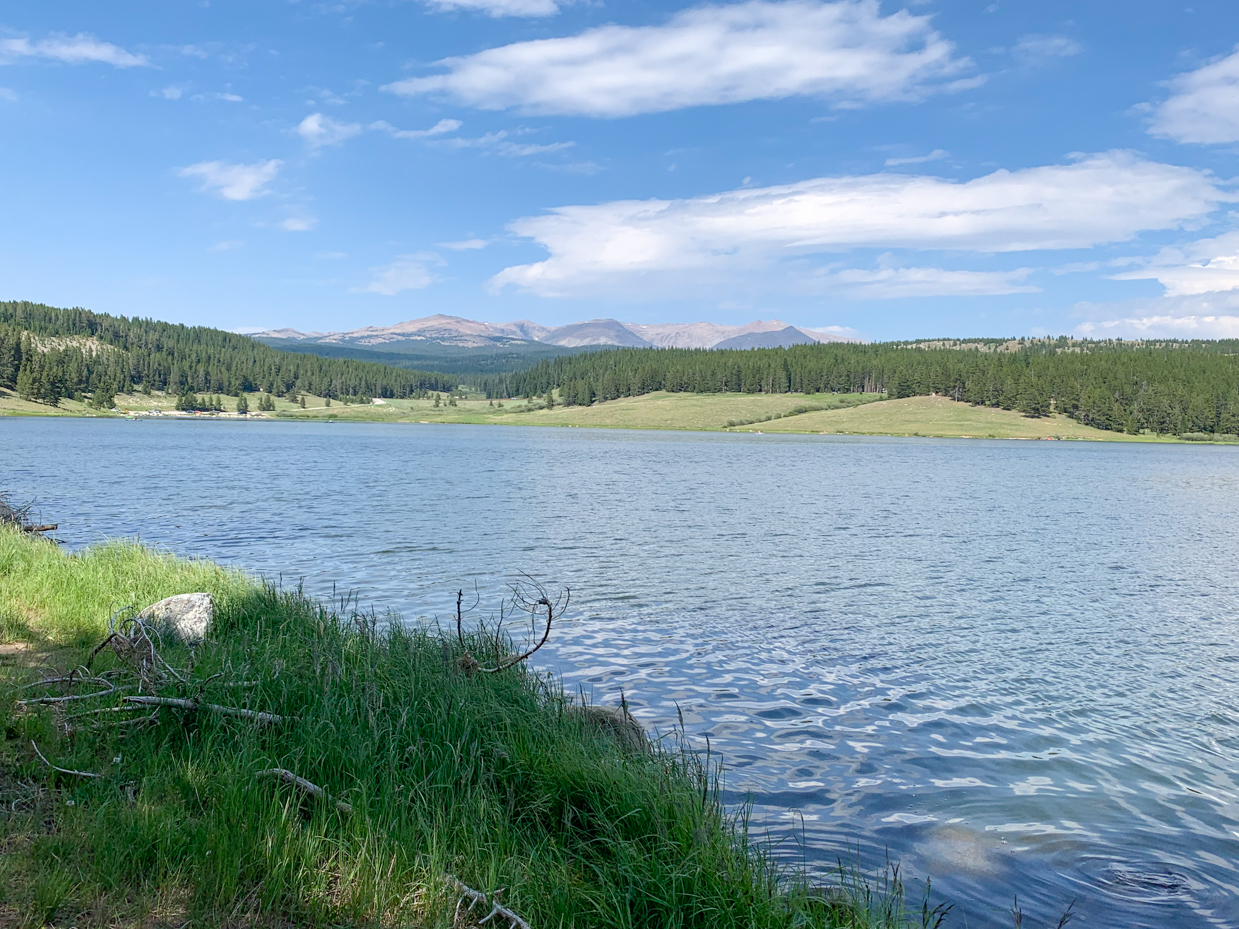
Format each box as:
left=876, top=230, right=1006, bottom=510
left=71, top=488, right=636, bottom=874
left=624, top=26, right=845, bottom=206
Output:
left=3, top=386, right=1235, bottom=444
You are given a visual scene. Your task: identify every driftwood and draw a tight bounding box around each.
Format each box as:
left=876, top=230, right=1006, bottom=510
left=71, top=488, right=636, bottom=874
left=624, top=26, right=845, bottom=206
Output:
left=255, top=768, right=353, bottom=814
left=447, top=875, right=531, bottom=929
left=23, top=524, right=57, bottom=533
left=123, top=695, right=285, bottom=725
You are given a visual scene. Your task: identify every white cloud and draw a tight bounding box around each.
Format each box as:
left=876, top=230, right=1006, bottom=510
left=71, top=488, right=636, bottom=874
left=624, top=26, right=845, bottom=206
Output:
left=440, top=238, right=489, bottom=249
left=0, top=33, right=151, bottom=68
left=355, top=254, right=440, bottom=295
left=431, top=128, right=575, bottom=157
left=280, top=216, right=319, bottom=232
left=803, top=324, right=863, bottom=339
left=178, top=159, right=282, bottom=200
left=0, top=87, right=16, bottom=101
left=296, top=112, right=362, bottom=148
left=492, top=151, right=1228, bottom=296
left=1148, top=46, right=1239, bottom=144
left=1111, top=231, right=1239, bottom=295
left=1013, top=34, right=1082, bottom=63
left=209, top=240, right=243, bottom=252
left=1076, top=301, right=1239, bottom=340
left=809, top=265, right=1036, bottom=298
left=422, top=0, right=562, bottom=16
left=384, top=0, right=973, bottom=117
left=884, top=148, right=948, bottom=166
left=370, top=117, right=462, bottom=139
left=154, top=85, right=184, bottom=100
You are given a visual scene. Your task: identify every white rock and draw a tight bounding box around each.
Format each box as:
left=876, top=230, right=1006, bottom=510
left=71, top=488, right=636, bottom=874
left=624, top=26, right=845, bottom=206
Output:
left=139, top=593, right=214, bottom=644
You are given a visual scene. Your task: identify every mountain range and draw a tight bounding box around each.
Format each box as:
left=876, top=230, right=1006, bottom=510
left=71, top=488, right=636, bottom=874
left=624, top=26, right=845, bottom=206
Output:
left=254, top=316, right=858, bottom=352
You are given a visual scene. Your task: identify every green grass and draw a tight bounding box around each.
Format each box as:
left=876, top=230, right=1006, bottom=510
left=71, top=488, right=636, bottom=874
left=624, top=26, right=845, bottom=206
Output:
left=0, top=528, right=937, bottom=928
left=0, top=530, right=250, bottom=646
left=747, top=395, right=1163, bottom=441
left=6, top=386, right=1224, bottom=444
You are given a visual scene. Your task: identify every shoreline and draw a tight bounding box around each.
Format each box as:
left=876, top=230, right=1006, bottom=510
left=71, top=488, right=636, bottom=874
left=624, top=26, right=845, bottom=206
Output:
left=0, top=525, right=938, bottom=927
left=4, top=388, right=1235, bottom=444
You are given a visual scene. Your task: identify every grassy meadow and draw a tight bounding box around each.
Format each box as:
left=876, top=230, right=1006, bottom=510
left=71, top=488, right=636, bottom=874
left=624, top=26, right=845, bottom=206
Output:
left=740, top=395, right=1155, bottom=441
left=7, top=384, right=1225, bottom=442
left=0, top=527, right=936, bottom=929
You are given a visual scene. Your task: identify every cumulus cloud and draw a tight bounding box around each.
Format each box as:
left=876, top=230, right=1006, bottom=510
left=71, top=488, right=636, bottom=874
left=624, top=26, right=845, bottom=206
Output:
left=297, top=112, right=362, bottom=148
left=1148, top=46, right=1239, bottom=144
left=154, top=85, right=184, bottom=100
left=1111, top=231, right=1239, bottom=295
left=355, top=254, right=440, bottom=295
left=370, top=117, right=462, bottom=139
left=280, top=216, right=319, bottom=232
left=492, top=151, right=1228, bottom=297
left=384, top=0, right=973, bottom=117
left=179, top=159, right=282, bottom=201
left=0, top=33, right=151, bottom=68
left=422, top=0, right=562, bottom=16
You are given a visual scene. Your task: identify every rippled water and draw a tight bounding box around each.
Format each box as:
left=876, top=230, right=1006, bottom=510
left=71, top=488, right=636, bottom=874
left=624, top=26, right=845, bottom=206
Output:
left=4, top=417, right=1239, bottom=927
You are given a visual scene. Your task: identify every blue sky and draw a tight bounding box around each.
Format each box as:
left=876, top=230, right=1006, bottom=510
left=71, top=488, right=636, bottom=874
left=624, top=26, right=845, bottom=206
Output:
left=2, top=0, right=1238, bottom=341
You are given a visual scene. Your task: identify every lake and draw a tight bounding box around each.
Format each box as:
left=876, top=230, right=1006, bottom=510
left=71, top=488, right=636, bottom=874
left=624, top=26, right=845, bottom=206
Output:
left=4, top=417, right=1239, bottom=928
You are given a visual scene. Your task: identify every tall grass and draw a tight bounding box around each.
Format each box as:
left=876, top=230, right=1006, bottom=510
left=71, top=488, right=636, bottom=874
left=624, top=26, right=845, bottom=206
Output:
left=1, top=528, right=934, bottom=927
left=0, top=528, right=250, bottom=645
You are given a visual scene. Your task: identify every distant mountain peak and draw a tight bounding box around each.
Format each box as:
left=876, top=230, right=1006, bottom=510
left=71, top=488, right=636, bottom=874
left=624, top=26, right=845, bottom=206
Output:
left=251, top=315, right=860, bottom=351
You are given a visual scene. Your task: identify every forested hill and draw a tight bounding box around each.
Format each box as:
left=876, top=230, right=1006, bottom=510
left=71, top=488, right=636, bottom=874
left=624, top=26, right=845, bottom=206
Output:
left=0, top=301, right=456, bottom=404
left=491, top=338, right=1239, bottom=436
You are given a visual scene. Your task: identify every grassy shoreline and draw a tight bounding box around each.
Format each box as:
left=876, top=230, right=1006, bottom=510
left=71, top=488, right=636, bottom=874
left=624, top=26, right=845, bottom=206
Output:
left=5, top=386, right=1235, bottom=444
left=0, top=527, right=936, bottom=928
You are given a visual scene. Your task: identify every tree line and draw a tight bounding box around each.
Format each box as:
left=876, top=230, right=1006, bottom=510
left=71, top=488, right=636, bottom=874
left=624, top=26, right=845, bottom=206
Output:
left=485, top=337, right=1239, bottom=436
left=0, top=301, right=457, bottom=406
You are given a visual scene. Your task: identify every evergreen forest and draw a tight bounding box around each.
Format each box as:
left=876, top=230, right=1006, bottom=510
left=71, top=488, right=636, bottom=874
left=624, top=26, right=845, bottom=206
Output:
left=0, top=301, right=456, bottom=406
left=489, top=338, right=1239, bottom=436
left=4, top=299, right=1239, bottom=437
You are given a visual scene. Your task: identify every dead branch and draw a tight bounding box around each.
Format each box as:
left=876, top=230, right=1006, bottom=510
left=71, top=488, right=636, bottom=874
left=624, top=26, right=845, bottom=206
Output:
left=446, top=875, right=531, bottom=929
left=123, top=695, right=286, bottom=725
left=254, top=768, right=353, bottom=814
left=63, top=704, right=148, bottom=721
left=30, top=741, right=103, bottom=779
left=474, top=579, right=567, bottom=674
left=18, top=684, right=134, bottom=706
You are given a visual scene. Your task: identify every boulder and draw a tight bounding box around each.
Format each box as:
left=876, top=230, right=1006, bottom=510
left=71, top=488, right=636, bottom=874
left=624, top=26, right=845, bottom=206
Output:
left=138, top=592, right=214, bottom=645
left=566, top=704, right=649, bottom=754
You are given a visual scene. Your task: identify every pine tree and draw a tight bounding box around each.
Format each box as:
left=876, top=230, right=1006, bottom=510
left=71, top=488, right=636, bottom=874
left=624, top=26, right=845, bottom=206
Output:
left=236, top=393, right=249, bottom=414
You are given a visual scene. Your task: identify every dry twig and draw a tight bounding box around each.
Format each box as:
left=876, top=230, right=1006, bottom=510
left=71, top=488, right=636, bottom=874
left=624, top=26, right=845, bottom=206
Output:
left=447, top=875, right=531, bottom=929
left=123, top=695, right=286, bottom=725
left=30, top=741, right=102, bottom=779
left=254, top=768, right=353, bottom=813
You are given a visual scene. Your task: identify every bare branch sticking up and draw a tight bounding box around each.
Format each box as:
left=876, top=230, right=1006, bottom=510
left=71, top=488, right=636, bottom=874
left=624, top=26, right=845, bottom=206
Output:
left=474, top=578, right=567, bottom=674
left=254, top=768, right=352, bottom=814
left=446, top=875, right=531, bottom=929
